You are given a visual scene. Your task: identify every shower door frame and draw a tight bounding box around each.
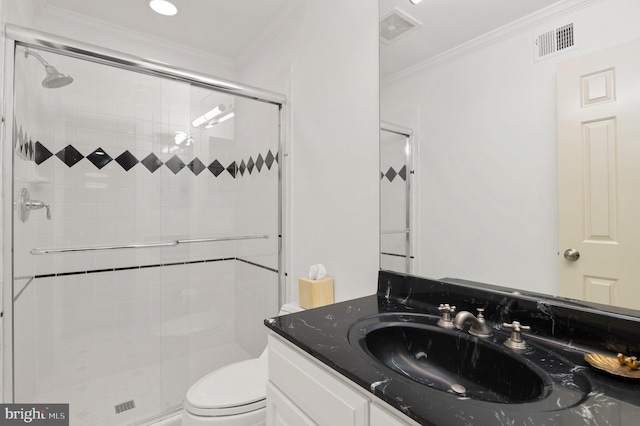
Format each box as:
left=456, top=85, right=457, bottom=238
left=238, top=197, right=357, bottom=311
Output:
left=1, top=24, right=288, bottom=403
left=379, top=121, right=413, bottom=274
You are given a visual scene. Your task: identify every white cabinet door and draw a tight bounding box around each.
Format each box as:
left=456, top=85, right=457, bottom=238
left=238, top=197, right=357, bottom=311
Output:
left=266, top=381, right=317, bottom=426
left=268, top=334, right=368, bottom=426
left=370, top=403, right=414, bottom=426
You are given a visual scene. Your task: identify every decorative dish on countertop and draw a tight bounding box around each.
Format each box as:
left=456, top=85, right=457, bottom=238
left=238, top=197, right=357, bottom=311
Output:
left=585, top=353, right=640, bottom=379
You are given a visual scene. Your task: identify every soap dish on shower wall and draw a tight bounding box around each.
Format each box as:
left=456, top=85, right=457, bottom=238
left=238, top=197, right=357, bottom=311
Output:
left=584, top=353, right=640, bottom=379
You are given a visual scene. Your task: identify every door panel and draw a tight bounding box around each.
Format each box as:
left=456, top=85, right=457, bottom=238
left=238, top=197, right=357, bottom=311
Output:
left=558, top=38, right=640, bottom=309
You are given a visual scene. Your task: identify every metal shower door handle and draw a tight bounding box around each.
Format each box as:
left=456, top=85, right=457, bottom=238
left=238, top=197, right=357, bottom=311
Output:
left=563, top=248, right=580, bottom=261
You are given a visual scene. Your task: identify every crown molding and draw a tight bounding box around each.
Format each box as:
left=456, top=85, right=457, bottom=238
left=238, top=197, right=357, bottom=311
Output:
left=382, top=0, right=601, bottom=85
left=32, top=0, right=235, bottom=72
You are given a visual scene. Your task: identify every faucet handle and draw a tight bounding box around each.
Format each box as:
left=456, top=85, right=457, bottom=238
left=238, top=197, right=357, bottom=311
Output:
left=438, top=303, right=456, bottom=314
left=437, top=304, right=456, bottom=329
left=475, top=307, right=486, bottom=319
left=503, top=321, right=531, bottom=350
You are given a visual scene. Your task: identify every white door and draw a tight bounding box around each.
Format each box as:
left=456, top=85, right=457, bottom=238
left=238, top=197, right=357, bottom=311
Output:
left=558, top=38, right=640, bottom=309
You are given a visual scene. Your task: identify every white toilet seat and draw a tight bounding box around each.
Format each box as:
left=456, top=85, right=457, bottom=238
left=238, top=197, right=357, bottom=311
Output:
left=184, top=399, right=265, bottom=417
left=185, top=357, right=267, bottom=417
left=183, top=303, right=303, bottom=424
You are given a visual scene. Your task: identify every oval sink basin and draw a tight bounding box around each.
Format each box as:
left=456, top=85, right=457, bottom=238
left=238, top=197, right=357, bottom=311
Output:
left=361, top=322, right=548, bottom=403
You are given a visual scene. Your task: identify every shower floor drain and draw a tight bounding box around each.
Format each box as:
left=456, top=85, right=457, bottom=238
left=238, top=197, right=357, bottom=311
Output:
left=115, top=400, right=136, bottom=414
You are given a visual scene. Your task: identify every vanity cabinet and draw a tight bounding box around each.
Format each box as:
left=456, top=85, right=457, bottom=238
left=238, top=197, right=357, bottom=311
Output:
left=265, top=270, right=640, bottom=426
left=266, top=382, right=316, bottom=425
left=267, top=334, right=419, bottom=426
left=370, top=403, right=412, bottom=426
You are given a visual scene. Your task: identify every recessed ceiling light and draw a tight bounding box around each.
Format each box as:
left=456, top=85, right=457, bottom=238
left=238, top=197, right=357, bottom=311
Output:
left=148, top=0, right=178, bottom=16
left=409, top=0, right=423, bottom=4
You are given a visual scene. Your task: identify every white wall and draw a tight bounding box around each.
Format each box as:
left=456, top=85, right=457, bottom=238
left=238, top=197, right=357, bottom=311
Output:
left=381, top=0, right=640, bottom=295
left=238, top=0, right=380, bottom=302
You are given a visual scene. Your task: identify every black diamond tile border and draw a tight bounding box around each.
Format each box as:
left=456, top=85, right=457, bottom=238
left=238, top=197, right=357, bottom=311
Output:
left=27, top=138, right=281, bottom=180
left=187, top=158, right=206, bottom=175
left=208, top=160, right=225, bottom=177
left=398, top=165, right=407, bottom=181
left=385, top=167, right=397, bottom=182
left=226, top=161, right=237, bottom=178
left=141, top=153, right=163, bottom=173
left=115, top=150, right=139, bottom=171
left=14, top=123, right=29, bottom=161
left=265, top=150, right=275, bottom=170
left=256, top=154, right=264, bottom=172
left=34, top=141, right=53, bottom=165
left=56, top=145, right=84, bottom=167
left=381, top=166, right=407, bottom=182
left=26, top=140, right=33, bottom=160
left=87, top=147, right=113, bottom=169
left=165, top=155, right=185, bottom=174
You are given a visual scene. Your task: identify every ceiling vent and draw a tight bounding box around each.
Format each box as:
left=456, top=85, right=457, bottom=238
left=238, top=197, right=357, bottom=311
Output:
left=380, top=8, right=422, bottom=45
left=533, top=23, right=576, bottom=61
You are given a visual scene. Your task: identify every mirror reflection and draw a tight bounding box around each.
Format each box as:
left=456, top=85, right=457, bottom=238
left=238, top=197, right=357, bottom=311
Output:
left=380, top=122, right=414, bottom=274
left=380, top=0, right=640, bottom=313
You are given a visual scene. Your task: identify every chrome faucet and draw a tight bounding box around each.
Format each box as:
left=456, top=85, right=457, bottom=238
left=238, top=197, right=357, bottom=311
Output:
left=503, top=321, right=531, bottom=350
left=17, top=188, right=51, bottom=222
left=26, top=199, right=51, bottom=220
left=453, top=308, right=492, bottom=338
left=437, top=304, right=456, bottom=329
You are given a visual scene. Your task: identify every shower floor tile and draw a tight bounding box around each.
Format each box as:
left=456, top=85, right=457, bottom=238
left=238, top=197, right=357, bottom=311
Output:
left=33, top=343, right=251, bottom=426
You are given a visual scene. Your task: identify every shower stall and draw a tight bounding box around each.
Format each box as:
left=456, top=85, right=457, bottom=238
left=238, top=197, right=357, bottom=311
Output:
left=380, top=122, right=413, bottom=274
left=3, top=26, right=286, bottom=425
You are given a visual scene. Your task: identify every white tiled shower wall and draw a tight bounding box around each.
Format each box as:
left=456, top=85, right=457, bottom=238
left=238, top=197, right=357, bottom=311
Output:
left=11, top=47, right=280, bottom=424
left=15, top=51, right=242, bottom=276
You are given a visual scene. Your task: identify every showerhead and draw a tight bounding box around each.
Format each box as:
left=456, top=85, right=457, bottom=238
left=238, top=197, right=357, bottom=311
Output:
left=42, top=65, right=74, bottom=89
left=24, top=48, right=74, bottom=89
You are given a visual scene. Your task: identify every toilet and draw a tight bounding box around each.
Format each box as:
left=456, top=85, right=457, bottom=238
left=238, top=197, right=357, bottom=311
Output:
left=182, top=303, right=304, bottom=425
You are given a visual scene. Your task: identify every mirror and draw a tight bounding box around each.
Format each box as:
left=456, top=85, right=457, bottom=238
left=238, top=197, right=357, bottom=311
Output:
left=379, top=0, right=640, bottom=315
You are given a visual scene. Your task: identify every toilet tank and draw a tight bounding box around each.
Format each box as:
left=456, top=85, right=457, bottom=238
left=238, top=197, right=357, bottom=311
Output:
left=279, top=302, right=303, bottom=315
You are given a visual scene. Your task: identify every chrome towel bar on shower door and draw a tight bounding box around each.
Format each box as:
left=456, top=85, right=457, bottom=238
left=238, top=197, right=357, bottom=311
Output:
left=30, top=235, right=269, bottom=255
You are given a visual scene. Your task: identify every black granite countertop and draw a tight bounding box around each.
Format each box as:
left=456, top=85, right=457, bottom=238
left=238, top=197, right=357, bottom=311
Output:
left=265, top=270, right=640, bottom=426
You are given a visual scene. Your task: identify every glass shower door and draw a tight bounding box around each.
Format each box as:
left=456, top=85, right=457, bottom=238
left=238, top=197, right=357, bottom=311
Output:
left=380, top=123, right=413, bottom=274
left=11, top=45, right=281, bottom=425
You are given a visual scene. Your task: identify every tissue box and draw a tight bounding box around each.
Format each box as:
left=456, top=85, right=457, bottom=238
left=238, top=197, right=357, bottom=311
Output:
left=299, top=277, right=334, bottom=309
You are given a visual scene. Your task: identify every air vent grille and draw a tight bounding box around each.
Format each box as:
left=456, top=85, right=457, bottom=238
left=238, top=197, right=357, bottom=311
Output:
left=556, top=24, right=574, bottom=51
left=534, top=23, right=575, bottom=61
left=115, top=400, right=135, bottom=414
left=380, top=8, right=422, bottom=44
